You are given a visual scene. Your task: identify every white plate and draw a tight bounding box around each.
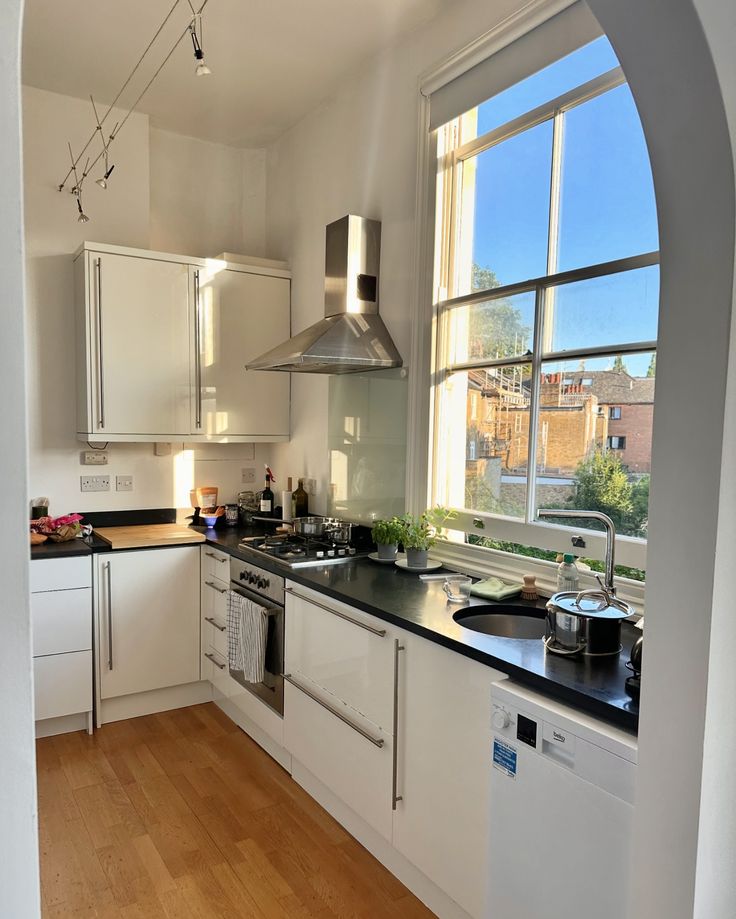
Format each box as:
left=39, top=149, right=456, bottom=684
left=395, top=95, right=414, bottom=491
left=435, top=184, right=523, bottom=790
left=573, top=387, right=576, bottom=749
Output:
left=395, top=557, right=443, bottom=574
left=368, top=553, right=399, bottom=564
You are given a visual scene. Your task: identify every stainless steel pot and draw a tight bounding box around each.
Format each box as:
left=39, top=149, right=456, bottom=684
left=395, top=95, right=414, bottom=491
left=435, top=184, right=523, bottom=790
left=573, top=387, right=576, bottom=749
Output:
left=545, top=587, right=634, bottom=657
left=292, top=516, right=332, bottom=536
left=325, top=521, right=353, bottom=544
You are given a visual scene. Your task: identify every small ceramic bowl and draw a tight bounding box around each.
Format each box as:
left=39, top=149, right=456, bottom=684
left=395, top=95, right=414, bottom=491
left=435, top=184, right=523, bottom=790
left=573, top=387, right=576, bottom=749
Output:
left=200, top=514, right=219, bottom=527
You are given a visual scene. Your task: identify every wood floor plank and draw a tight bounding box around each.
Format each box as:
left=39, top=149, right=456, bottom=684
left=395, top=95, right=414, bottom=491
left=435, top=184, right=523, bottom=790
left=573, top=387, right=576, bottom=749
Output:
left=37, top=703, right=437, bottom=919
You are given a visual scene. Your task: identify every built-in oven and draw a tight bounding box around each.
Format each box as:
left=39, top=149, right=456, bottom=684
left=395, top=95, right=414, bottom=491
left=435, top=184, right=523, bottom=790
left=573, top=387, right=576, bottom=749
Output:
left=229, top=557, right=285, bottom=716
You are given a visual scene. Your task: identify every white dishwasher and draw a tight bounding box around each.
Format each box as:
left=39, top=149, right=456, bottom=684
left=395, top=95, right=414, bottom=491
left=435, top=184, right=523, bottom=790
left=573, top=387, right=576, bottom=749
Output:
left=488, top=680, right=637, bottom=919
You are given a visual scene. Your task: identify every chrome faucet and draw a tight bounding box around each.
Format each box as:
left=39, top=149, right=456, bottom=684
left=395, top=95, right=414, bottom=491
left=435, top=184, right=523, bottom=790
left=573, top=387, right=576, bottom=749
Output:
left=537, top=509, right=617, bottom=596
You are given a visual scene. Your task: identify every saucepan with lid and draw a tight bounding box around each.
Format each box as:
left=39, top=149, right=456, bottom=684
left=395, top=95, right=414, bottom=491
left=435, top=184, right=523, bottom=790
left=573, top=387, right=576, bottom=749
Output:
left=545, top=585, right=634, bottom=657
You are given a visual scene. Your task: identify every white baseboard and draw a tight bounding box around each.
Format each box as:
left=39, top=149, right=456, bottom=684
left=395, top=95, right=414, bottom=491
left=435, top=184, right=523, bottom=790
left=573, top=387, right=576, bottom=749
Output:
left=35, top=711, right=90, bottom=738
left=213, top=695, right=292, bottom=772
left=99, top=681, right=212, bottom=725
left=291, top=760, right=474, bottom=919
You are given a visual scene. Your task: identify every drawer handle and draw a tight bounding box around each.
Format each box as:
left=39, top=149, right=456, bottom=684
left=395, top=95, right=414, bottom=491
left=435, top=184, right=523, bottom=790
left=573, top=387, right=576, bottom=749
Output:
left=204, top=652, right=226, bottom=670
left=284, top=588, right=386, bottom=637
left=204, top=616, right=226, bottom=633
left=205, top=552, right=228, bottom=563
left=205, top=580, right=228, bottom=594
left=392, top=639, right=405, bottom=810
left=284, top=674, right=385, bottom=748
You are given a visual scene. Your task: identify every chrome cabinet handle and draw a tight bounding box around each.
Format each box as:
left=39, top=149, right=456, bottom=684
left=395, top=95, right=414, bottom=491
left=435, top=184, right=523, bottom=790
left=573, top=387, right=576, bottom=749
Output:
left=204, top=651, right=226, bottom=670
left=284, top=588, right=386, bottom=637
left=105, top=560, right=113, bottom=670
left=204, top=616, right=226, bottom=632
left=95, top=257, right=105, bottom=429
left=284, top=674, right=385, bottom=748
left=205, top=551, right=227, bottom=564
left=194, top=269, right=202, bottom=428
left=392, top=639, right=405, bottom=809
left=205, top=580, right=227, bottom=594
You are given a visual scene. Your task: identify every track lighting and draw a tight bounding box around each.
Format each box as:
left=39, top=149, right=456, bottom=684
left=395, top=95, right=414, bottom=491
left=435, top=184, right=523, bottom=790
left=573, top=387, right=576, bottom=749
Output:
left=96, top=161, right=115, bottom=189
left=190, top=17, right=211, bottom=76
left=77, top=198, right=90, bottom=223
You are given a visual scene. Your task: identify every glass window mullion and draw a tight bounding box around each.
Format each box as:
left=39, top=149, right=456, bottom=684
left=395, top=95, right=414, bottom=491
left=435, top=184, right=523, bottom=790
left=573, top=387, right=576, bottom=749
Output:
left=524, top=286, right=545, bottom=525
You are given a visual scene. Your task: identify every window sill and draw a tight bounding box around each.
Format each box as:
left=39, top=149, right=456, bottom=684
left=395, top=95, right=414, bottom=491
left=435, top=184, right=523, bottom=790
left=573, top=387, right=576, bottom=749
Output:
left=430, top=539, right=646, bottom=615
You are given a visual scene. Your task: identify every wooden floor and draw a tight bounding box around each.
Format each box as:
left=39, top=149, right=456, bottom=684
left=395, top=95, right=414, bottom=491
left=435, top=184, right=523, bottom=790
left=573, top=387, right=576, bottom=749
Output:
left=36, top=703, right=435, bottom=918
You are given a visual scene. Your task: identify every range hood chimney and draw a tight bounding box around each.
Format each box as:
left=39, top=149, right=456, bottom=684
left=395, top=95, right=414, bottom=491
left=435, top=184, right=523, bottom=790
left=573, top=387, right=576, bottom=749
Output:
left=246, top=215, right=403, bottom=374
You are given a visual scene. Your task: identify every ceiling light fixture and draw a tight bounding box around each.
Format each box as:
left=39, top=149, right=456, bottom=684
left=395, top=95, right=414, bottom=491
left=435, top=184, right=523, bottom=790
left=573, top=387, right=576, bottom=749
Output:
left=57, top=0, right=213, bottom=221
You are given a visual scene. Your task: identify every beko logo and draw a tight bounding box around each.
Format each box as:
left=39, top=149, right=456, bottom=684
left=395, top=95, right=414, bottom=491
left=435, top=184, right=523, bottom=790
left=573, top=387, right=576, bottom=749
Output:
left=553, top=730, right=566, bottom=743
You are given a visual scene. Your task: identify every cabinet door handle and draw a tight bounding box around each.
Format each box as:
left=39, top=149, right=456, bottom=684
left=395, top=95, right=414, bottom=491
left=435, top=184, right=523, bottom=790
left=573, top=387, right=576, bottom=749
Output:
left=204, top=616, right=226, bottom=632
left=284, top=588, right=386, bottom=637
left=205, top=580, right=228, bottom=594
left=204, top=651, right=226, bottom=670
left=95, top=257, right=105, bottom=429
left=205, top=551, right=227, bottom=564
left=284, top=674, right=385, bottom=748
left=105, top=560, right=113, bottom=670
left=194, top=269, right=202, bottom=429
left=392, top=639, right=405, bottom=809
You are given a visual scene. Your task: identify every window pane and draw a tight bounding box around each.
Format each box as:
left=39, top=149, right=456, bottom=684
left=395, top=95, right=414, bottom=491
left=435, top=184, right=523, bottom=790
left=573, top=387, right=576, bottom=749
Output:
left=447, top=291, right=535, bottom=364
left=535, top=353, right=655, bottom=538
left=438, top=367, right=531, bottom=518
left=457, top=121, right=553, bottom=293
left=476, top=37, right=620, bottom=136
left=543, top=265, right=659, bottom=354
left=557, top=85, right=659, bottom=271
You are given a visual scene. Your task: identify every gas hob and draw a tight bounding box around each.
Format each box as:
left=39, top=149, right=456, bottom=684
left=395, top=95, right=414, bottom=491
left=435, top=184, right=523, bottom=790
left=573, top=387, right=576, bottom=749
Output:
left=237, top=533, right=366, bottom=568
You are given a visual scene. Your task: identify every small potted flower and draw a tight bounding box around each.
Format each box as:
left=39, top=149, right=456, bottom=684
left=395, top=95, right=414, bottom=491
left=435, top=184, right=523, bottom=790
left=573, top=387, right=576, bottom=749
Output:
left=398, top=507, right=455, bottom=569
left=371, top=516, right=403, bottom=560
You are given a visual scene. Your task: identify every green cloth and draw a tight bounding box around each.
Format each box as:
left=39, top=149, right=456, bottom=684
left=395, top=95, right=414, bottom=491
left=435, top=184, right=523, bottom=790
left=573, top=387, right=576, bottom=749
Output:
left=470, top=577, right=522, bottom=601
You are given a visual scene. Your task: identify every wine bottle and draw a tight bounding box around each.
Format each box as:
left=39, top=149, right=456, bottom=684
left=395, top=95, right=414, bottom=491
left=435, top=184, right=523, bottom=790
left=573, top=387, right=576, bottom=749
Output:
left=293, top=478, right=308, bottom=517
left=260, top=473, right=274, bottom=514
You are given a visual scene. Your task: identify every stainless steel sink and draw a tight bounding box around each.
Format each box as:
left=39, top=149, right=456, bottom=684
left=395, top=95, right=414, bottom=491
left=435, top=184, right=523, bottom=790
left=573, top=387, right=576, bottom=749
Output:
left=453, top=604, right=547, bottom=639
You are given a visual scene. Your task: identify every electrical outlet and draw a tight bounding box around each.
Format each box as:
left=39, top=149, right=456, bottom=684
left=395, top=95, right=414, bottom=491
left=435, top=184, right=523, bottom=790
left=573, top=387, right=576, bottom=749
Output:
left=81, top=451, right=108, bottom=466
left=116, top=475, right=133, bottom=492
left=80, top=475, right=110, bottom=492
left=241, top=467, right=256, bottom=484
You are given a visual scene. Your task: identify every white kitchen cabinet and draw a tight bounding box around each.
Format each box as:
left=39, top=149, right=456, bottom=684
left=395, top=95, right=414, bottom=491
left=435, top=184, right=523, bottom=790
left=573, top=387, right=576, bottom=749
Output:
left=74, top=242, right=291, bottom=443
left=195, top=265, right=290, bottom=439
left=97, top=546, right=200, bottom=700
left=392, top=632, right=504, bottom=919
left=31, top=556, right=93, bottom=735
left=75, top=247, right=192, bottom=439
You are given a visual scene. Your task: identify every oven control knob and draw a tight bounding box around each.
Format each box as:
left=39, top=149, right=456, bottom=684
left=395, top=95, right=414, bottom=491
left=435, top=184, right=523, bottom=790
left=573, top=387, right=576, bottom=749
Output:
left=492, top=708, right=510, bottom=731
left=257, top=577, right=268, bottom=589
left=248, top=573, right=256, bottom=584
left=239, top=571, right=247, bottom=581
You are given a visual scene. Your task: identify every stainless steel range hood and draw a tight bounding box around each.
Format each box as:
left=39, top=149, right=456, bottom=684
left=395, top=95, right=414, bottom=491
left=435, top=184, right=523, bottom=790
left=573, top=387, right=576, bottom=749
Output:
left=246, top=215, right=403, bottom=374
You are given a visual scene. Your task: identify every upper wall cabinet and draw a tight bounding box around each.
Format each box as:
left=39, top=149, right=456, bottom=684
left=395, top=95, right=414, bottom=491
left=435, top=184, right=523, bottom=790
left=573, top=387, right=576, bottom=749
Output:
left=74, top=243, right=291, bottom=443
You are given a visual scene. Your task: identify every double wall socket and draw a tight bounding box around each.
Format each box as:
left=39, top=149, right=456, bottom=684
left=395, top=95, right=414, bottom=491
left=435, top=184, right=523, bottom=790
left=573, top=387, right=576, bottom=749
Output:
left=80, top=475, right=110, bottom=492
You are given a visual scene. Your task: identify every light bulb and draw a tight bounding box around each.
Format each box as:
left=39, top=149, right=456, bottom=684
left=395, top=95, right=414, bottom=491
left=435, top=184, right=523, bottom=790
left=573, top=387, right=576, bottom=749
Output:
left=78, top=211, right=90, bottom=224
left=96, top=177, right=107, bottom=189
left=195, top=60, right=211, bottom=76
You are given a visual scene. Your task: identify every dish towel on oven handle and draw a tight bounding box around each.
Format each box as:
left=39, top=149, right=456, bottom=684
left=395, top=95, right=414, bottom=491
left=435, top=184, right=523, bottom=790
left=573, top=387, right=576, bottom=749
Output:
left=227, top=589, right=269, bottom=683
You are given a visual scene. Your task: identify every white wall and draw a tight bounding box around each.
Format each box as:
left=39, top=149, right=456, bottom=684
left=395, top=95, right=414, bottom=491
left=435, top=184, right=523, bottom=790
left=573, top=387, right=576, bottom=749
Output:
left=23, top=86, right=271, bottom=516
left=0, top=2, right=41, bottom=915
left=265, top=0, right=522, bottom=513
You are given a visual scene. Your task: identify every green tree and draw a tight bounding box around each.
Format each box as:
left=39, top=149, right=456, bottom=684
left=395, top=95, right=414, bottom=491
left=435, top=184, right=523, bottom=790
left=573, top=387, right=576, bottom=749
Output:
left=646, top=353, right=656, bottom=377
left=564, top=450, right=639, bottom=534
left=612, top=354, right=627, bottom=373
left=469, top=263, right=531, bottom=359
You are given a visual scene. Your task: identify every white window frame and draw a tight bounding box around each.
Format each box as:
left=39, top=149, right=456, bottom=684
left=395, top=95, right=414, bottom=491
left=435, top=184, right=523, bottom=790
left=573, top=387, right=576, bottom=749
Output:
left=406, top=1, right=657, bottom=589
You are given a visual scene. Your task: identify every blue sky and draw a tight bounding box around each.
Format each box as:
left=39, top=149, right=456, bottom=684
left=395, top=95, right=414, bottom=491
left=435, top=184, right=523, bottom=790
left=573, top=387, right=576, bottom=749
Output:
left=467, top=37, right=659, bottom=377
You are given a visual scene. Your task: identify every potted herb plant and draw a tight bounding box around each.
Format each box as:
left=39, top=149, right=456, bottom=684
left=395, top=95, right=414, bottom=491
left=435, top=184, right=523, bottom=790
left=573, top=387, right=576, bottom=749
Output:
left=398, top=507, right=455, bottom=569
left=371, top=516, right=403, bottom=560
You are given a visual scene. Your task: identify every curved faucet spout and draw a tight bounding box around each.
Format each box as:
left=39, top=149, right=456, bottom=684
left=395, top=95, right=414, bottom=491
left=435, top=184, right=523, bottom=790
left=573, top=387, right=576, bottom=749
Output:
left=537, top=509, right=617, bottom=595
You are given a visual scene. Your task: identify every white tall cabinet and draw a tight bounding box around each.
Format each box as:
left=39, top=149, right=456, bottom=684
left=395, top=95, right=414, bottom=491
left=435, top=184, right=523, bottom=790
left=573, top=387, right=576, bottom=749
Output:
left=97, top=546, right=200, bottom=703
left=75, top=243, right=291, bottom=442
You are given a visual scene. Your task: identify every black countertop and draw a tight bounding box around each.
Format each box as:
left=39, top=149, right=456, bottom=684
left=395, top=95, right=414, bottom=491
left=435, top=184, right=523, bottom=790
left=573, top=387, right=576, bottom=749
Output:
left=203, top=526, right=640, bottom=733
left=31, top=520, right=640, bottom=733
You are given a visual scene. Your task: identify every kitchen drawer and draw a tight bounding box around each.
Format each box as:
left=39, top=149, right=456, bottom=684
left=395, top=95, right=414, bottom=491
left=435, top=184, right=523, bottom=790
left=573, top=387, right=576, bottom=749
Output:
left=202, top=615, right=227, bottom=657
left=202, top=646, right=228, bottom=689
left=34, top=650, right=92, bottom=721
left=285, top=584, right=394, bottom=730
left=284, top=675, right=392, bottom=840
left=31, top=588, right=92, bottom=656
left=202, top=546, right=230, bottom=582
left=31, top=556, right=92, bottom=592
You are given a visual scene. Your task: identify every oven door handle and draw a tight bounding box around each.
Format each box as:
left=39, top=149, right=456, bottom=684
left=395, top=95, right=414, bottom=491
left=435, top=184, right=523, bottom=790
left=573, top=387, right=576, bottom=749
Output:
left=229, top=583, right=284, bottom=615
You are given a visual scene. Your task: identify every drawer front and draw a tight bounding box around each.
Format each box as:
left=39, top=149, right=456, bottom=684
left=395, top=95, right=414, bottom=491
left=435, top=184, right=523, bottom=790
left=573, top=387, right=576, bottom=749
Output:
left=285, top=586, right=393, bottom=729
left=31, top=556, right=92, bottom=592
left=201, top=646, right=229, bottom=690
left=34, top=650, right=93, bottom=721
left=202, top=546, right=230, bottom=582
left=284, top=676, right=392, bottom=840
left=202, top=616, right=227, bottom=657
left=31, top=588, right=92, bottom=656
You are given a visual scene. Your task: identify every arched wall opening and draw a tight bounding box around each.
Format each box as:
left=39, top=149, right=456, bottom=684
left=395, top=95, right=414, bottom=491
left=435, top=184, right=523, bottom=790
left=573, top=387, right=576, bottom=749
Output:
left=0, top=1, right=734, bottom=916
